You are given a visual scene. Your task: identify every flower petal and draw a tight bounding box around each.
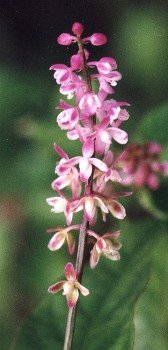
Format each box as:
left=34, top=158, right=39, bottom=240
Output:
left=64, top=262, right=77, bottom=281
left=94, top=196, right=109, bottom=213
left=48, top=231, right=66, bottom=251
left=66, top=287, right=79, bottom=308
left=90, top=158, right=107, bottom=172
left=84, top=197, right=96, bottom=222
left=53, top=143, right=69, bottom=159
left=75, top=282, right=90, bottom=296
left=90, top=245, right=100, bottom=269
left=66, top=233, right=76, bottom=255
left=82, top=139, right=94, bottom=158
left=79, top=158, right=92, bottom=182
left=111, top=127, right=128, bottom=144
left=108, top=200, right=126, bottom=219
left=48, top=281, right=65, bottom=293
left=52, top=175, right=71, bottom=190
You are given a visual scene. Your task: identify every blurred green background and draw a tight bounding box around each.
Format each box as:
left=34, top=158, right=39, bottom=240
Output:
left=0, top=1, right=168, bottom=349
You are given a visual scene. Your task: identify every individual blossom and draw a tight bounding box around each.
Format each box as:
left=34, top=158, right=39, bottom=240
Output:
left=48, top=262, right=89, bottom=307
left=88, top=230, right=122, bottom=268
left=56, top=107, right=79, bottom=130
left=74, top=194, right=109, bottom=224
left=46, top=196, right=75, bottom=225
left=47, top=225, right=80, bottom=254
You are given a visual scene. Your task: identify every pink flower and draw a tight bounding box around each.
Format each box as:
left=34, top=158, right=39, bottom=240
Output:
left=79, top=92, right=102, bottom=116
left=48, top=262, right=89, bottom=308
left=72, top=22, right=84, bottom=36
left=50, top=64, right=73, bottom=85
left=83, top=33, right=107, bottom=46
left=52, top=167, right=82, bottom=199
left=88, top=57, right=117, bottom=74
left=46, top=196, right=74, bottom=225
left=55, top=144, right=107, bottom=183
left=47, top=225, right=80, bottom=254
left=88, top=230, right=122, bottom=268
left=57, top=107, right=79, bottom=130
left=57, top=33, right=76, bottom=45
left=75, top=195, right=109, bottom=224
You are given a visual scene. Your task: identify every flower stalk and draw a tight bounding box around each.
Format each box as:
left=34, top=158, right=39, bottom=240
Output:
left=47, top=21, right=131, bottom=349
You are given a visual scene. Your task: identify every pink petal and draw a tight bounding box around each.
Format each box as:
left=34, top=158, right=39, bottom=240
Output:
left=67, top=129, right=79, bottom=140
left=84, top=197, right=96, bottom=222
left=75, top=282, right=90, bottom=296
left=103, top=230, right=121, bottom=239
left=66, top=287, right=79, bottom=308
left=48, top=281, right=65, bottom=293
left=96, top=238, right=106, bottom=253
left=46, top=197, right=67, bottom=213
left=66, top=233, right=76, bottom=255
left=53, top=143, right=68, bottom=160
left=90, top=158, right=107, bottom=172
left=49, top=64, right=67, bottom=70
left=82, top=139, right=94, bottom=158
left=52, top=175, right=71, bottom=190
left=48, top=231, right=66, bottom=251
left=111, top=127, right=128, bottom=144
left=90, top=33, right=107, bottom=46
left=79, top=158, right=92, bottom=182
left=64, top=262, right=77, bottom=281
left=99, top=116, right=110, bottom=130
left=57, top=33, right=75, bottom=45
left=108, top=200, right=126, bottom=219
left=90, top=245, right=100, bottom=269
left=94, top=196, right=109, bottom=213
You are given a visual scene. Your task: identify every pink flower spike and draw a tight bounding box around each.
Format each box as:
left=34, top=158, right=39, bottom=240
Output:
left=72, top=22, right=84, bottom=36
left=57, top=33, right=76, bottom=45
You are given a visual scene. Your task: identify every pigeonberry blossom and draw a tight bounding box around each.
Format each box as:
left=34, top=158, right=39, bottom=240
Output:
left=88, top=230, right=122, bottom=269
left=48, top=262, right=89, bottom=307
left=47, top=22, right=130, bottom=313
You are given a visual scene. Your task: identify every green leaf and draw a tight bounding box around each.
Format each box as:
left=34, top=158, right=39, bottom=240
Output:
left=12, top=218, right=166, bottom=350
left=134, top=232, right=168, bottom=350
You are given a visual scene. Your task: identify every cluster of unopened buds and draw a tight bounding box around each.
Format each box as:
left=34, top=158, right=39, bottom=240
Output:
left=120, top=142, right=168, bottom=190
left=46, top=22, right=167, bottom=308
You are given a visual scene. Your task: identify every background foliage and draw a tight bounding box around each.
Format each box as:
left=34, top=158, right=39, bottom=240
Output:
left=0, top=1, right=167, bottom=349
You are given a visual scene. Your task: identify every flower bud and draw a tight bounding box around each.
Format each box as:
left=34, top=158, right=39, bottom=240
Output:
left=72, top=22, right=84, bottom=36
left=57, top=33, right=75, bottom=45
left=90, top=33, right=107, bottom=46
